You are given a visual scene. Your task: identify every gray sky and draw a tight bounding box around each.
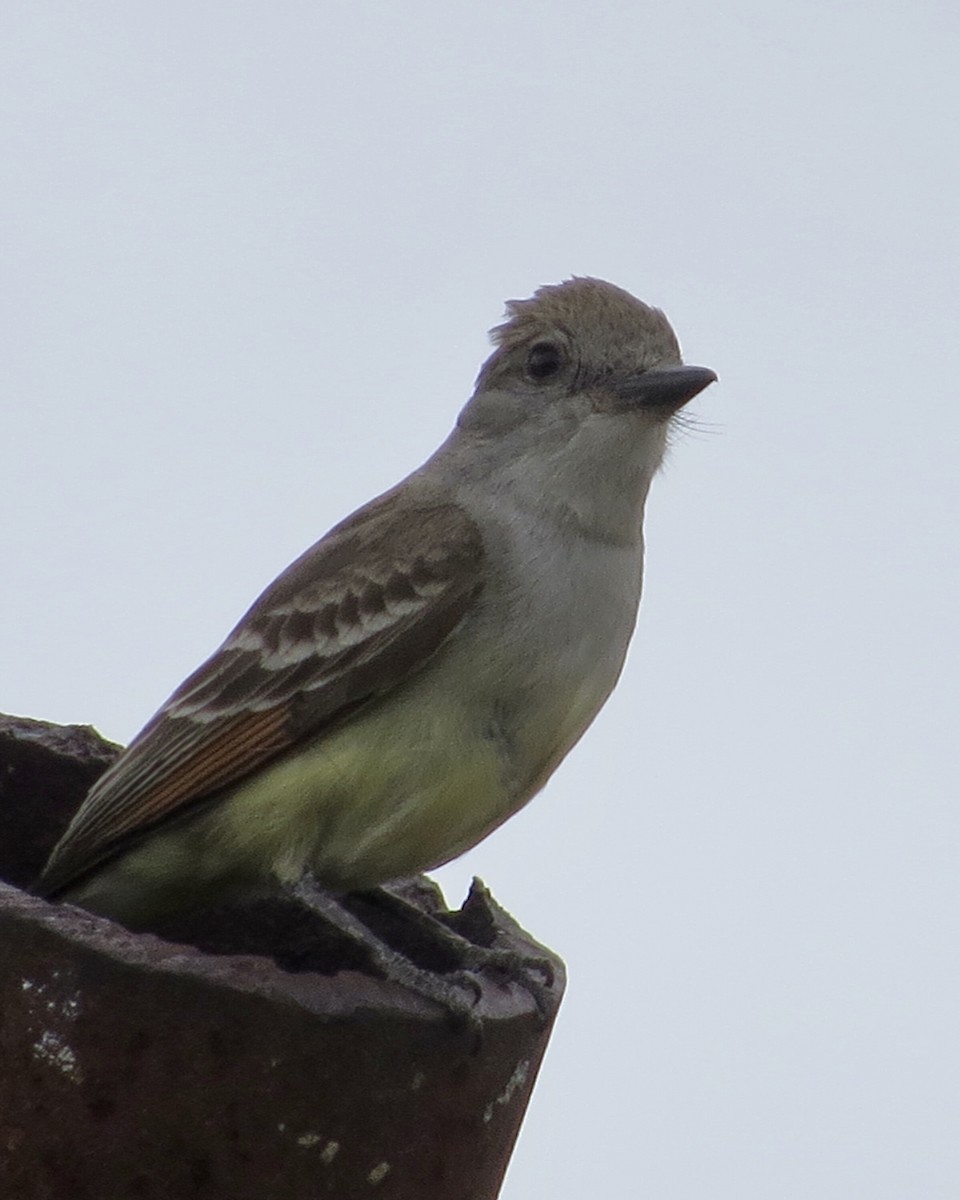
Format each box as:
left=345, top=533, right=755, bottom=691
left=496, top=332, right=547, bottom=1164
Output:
left=3, top=2, right=959, bottom=1196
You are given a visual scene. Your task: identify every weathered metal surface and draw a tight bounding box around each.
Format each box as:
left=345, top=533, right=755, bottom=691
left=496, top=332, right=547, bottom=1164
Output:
left=0, top=716, right=564, bottom=1199
left=0, top=716, right=119, bottom=890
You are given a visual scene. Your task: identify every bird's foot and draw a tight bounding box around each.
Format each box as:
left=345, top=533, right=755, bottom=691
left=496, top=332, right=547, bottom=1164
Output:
left=289, top=878, right=485, bottom=1029
left=289, top=875, right=561, bottom=1028
left=345, top=876, right=557, bottom=1022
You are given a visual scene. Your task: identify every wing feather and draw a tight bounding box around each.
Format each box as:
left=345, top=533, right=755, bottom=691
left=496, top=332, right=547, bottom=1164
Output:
left=37, top=494, right=484, bottom=897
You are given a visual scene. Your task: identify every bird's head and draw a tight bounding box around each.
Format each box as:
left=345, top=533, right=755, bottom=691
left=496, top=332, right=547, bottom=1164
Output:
left=454, top=278, right=716, bottom=509
left=462, top=276, right=714, bottom=433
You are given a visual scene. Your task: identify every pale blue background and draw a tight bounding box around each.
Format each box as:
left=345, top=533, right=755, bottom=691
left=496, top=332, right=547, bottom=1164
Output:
left=3, top=3, right=958, bottom=1196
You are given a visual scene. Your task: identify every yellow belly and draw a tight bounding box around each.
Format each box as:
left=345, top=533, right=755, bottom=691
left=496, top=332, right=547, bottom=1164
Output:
left=207, top=682, right=511, bottom=892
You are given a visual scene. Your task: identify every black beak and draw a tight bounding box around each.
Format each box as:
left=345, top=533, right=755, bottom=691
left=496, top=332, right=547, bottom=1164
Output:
left=615, top=364, right=717, bottom=413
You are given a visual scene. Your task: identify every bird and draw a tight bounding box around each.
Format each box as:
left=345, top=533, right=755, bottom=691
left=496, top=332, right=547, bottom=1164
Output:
left=36, top=277, right=716, bottom=934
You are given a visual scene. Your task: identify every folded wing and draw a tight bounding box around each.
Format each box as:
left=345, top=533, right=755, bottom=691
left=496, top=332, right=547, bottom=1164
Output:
left=37, top=493, right=484, bottom=897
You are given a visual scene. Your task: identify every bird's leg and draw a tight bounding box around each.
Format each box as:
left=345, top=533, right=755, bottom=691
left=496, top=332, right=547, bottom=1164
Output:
left=345, top=877, right=558, bottom=1020
left=289, top=877, right=484, bottom=1026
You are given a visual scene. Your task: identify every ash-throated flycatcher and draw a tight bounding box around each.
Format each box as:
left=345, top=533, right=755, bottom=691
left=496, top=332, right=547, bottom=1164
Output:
left=38, top=278, right=715, bottom=928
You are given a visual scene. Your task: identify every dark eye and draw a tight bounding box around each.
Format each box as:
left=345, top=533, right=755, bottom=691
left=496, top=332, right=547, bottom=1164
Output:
left=525, top=341, right=564, bottom=382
